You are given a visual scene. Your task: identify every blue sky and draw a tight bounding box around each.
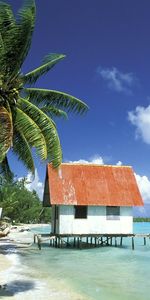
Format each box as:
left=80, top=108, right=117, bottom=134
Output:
left=6, top=0, right=150, bottom=216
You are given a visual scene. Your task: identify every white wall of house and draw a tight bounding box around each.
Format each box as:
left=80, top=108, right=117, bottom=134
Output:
left=53, top=205, right=133, bottom=234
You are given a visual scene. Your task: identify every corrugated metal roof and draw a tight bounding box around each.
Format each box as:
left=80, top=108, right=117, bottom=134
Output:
left=45, top=163, right=143, bottom=206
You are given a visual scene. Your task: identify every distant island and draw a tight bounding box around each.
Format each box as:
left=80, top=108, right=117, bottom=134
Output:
left=134, top=218, right=150, bottom=222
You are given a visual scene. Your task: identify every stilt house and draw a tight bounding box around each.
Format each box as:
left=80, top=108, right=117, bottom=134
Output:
left=43, top=164, right=143, bottom=234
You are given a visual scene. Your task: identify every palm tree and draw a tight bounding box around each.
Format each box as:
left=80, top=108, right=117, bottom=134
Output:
left=0, top=0, right=88, bottom=178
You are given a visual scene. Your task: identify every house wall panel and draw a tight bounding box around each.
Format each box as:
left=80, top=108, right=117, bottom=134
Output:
left=57, top=205, right=133, bottom=234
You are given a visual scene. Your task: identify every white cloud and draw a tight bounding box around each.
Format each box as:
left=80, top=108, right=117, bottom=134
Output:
left=97, top=66, right=136, bottom=94
left=135, top=173, right=150, bottom=204
left=128, top=105, right=150, bottom=144
left=116, top=160, right=123, bottom=166
left=68, top=155, right=104, bottom=165
left=19, top=169, right=44, bottom=200
left=68, top=156, right=124, bottom=167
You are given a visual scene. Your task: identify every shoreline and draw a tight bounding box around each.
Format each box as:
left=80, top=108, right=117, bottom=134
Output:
left=0, top=254, right=12, bottom=279
left=0, top=224, right=48, bottom=283
left=0, top=224, right=86, bottom=300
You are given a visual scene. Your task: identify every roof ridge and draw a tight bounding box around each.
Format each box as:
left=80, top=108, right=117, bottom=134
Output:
left=58, top=163, right=132, bottom=168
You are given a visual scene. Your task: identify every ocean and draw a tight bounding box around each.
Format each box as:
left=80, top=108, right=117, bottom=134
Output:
left=0, top=222, right=150, bottom=300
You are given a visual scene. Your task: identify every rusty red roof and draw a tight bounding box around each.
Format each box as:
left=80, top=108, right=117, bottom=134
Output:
left=44, top=163, right=143, bottom=206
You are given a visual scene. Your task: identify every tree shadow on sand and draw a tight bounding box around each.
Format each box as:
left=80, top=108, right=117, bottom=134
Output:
left=0, top=280, right=35, bottom=297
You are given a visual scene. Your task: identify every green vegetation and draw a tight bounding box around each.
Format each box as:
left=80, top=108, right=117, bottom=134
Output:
left=134, top=217, right=150, bottom=222
left=0, top=0, right=88, bottom=179
left=0, top=178, right=50, bottom=224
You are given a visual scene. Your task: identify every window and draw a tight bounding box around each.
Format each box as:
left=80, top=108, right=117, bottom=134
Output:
left=106, top=206, right=120, bottom=220
left=74, top=206, right=87, bottom=219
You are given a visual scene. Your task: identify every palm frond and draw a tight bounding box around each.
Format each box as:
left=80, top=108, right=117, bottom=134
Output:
left=13, top=129, right=35, bottom=174
left=0, top=106, right=13, bottom=162
left=1, top=0, right=35, bottom=79
left=24, top=88, right=89, bottom=114
left=0, top=1, right=89, bottom=176
left=15, top=107, right=47, bottom=160
left=0, top=156, right=13, bottom=181
left=0, top=2, right=15, bottom=35
left=23, top=53, right=66, bottom=84
left=41, top=106, right=68, bottom=119
left=16, top=0, right=36, bottom=69
left=0, top=32, right=4, bottom=51
left=0, top=1, right=16, bottom=74
left=18, top=98, right=62, bottom=167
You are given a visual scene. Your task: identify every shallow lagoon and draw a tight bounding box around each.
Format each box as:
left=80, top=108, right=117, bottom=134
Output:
left=1, top=222, right=150, bottom=300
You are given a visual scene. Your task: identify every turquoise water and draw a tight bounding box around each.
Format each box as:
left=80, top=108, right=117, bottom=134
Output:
left=1, top=223, right=150, bottom=300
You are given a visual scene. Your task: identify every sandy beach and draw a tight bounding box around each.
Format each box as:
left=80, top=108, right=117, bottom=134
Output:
left=0, top=224, right=43, bottom=280
left=0, top=224, right=86, bottom=300
left=0, top=253, right=11, bottom=274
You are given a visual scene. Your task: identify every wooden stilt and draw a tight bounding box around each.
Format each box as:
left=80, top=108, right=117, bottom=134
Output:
left=120, top=237, right=123, bottom=246
left=132, top=237, right=134, bottom=250
left=33, top=233, right=150, bottom=251
left=79, top=237, right=82, bottom=250
left=60, top=238, right=63, bottom=248
left=58, top=238, right=60, bottom=248
left=77, top=237, right=80, bottom=248
left=34, top=234, right=36, bottom=243
left=55, top=237, right=58, bottom=248
left=37, top=236, right=41, bottom=250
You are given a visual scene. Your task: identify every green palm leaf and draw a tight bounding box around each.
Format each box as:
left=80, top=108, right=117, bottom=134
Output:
left=1, top=0, right=35, bottom=79
left=15, top=0, right=36, bottom=72
left=24, top=53, right=66, bottom=84
left=15, top=107, right=47, bottom=160
left=0, top=106, right=13, bottom=162
left=18, top=98, right=62, bottom=167
left=0, top=2, right=16, bottom=74
left=13, top=129, right=35, bottom=173
left=0, top=1, right=88, bottom=178
left=41, top=106, right=68, bottom=119
left=0, top=2, right=15, bottom=37
left=24, top=88, right=89, bottom=114
left=0, top=156, right=13, bottom=181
